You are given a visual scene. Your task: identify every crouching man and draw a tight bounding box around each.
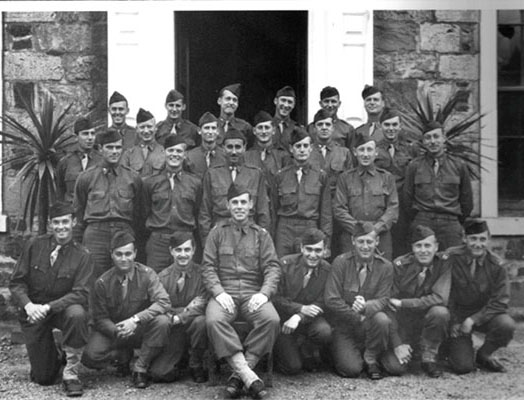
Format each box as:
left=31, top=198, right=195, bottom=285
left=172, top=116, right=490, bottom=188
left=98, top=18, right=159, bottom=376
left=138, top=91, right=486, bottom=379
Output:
left=9, top=201, right=94, bottom=396
left=82, top=231, right=171, bottom=389
left=273, top=228, right=333, bottom=375
left=149, top=232, right=208, bottom=383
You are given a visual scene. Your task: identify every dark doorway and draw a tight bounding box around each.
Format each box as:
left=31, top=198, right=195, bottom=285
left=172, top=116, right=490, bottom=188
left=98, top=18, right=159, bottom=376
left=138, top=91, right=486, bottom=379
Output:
left=175, top=11, right=308, bottom=126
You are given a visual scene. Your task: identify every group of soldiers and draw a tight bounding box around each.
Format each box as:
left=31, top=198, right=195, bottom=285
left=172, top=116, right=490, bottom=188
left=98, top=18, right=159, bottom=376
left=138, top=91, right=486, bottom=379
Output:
left=8, top=82, right=515, bottom=398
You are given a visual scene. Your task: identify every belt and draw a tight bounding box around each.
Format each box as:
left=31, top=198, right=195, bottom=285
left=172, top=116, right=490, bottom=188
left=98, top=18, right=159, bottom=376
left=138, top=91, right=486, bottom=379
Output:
left=87, top=220, right=131, bottom=228
left=416, top=211, right=458, bottom=221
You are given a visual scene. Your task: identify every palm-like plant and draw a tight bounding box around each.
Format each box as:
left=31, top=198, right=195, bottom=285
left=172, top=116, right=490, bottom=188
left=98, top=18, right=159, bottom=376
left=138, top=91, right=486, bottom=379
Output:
left=0, top=91, right=75, bottom=233
left=400, top=86, right=488, bottom=179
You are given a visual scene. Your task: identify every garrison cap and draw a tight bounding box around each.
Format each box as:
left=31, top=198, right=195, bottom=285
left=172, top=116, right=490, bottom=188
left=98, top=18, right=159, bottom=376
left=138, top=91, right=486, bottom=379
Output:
left=313, top=109, right=332, bottom=123
left=353, top=132, right=375, bottom=149
left=361, top=85, right=381, bottom=100
left=220, top=83, right=241, bottom=97
left=276, top=85, right=296, bottom=98
left=379, top=107, right=401, bottom=123
left=464, top=219, right=489, bottom=235
left=109, top=91, right=127, bottom=105
left=227, top=183, right=249, bottom=201
left=164, top=135, right=188, bottom=150
left=353, top=221, right=375, bottom=238
left=253, top=111, right=273, bottom=126
left=111, top=230, right=135, bottom=251
left=96, top=129, right=122, bottom=146
left=136, top=108, right=154, bottom=124
left=223, top=129, right=246, bottom=144
left=289, top=126, right=310, bottom=145
left=165, top=89, right=184, bottom=104
left=74, top=117, right=92, bottom=134
left=198, top=112, right=218, bottom=127
left=423, top=121, right=443, bottom=134
left=410, top=225, right=436, bottom=244
left=301, top=228, right=326, bottom=246
left=169, top=231, right=194, bottom=248
left=49, top=201, right=74, bottom=219
left=320, top=86, right=339, bottom=100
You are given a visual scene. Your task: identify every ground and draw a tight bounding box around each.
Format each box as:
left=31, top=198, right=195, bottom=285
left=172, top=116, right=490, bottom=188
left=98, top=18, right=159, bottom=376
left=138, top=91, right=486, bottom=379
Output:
left=0, top=321, right=523, bottom=400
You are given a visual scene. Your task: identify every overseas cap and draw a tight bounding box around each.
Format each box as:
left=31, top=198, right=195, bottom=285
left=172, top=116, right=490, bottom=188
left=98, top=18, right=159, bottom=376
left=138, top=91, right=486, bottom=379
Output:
left=313, top=109, right=332, bottom=123
left=253, top=111, right=273, bottom=126
left=379, top=108, right=401, bottom=123
left=49, top=201, right=74, bottom=219
left=227, top=183, right=249, bottom=201
left=220, top=83, right=241, bottom=97
left=97, top=129, right=121, bottom=146
left=109, top=91, right=127, bottom=105
left=276, top=85, right=296, bottom=98
left=423, top=121, right=443, bottom=134
left=289, top=126, right=310, bottom=145
left=111, top=230, right=135, bottom=251
left=169, top=232, right=194, bottom=248
left=353, top=221, right=375, bottom=238
left=410, top=225, right=436, bottom=244
left=320, top=86, right=339, bottom=100
left=166, top=89, right=184, bottom=104
left=164, top=135, right=188, bottom=149
left=136, top=108, right=154, bottom=124
left=464, top=219, right=489, bottom=235
left=74, top=117, right=92, bottom=134
left=223, top=129, right=246, bottom=144
left=353, top=132, right=375, bottom=149
left=301, top=228, right=326, bottom=246
left=198, top=112, right=218, bottom=127
left=361, top=85, right=381, bottom=100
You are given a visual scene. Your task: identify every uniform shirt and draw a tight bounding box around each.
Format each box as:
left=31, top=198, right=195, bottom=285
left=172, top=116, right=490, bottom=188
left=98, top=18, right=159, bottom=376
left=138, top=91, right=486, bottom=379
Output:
left=447, top=245, right=510, bottom=325
left=158, top=261, right=207, bottom=325
left=201, top=219, right=281, bottom=299
left=73, top=162, right=143, bottom=225
left=356, top=121, right=384, bottom=144
left=375, top=136, right=418, bottom=190
left=244, top=143, right=290, bottom=180
left=186, top=145, right=227, bottom=179
left=155, top=118, right=200, bottom=149
left=309, top=141, right=353, bottom=198
left=91, top=262, right=171, bottom=338
left=199, top=161, right=271, bottom=240
left=307, top=116, right=356, bottom=149
left=143, top=168, right=202, bottom=232
left=404, top=153, right=473, bottom=219
left=274, top=162, right=333, bottom=240
left=324, top=252, right=393, bottom=324
left=120, top=140, right=165, bottom=179
left=273, top=116, right=300, bottom=151
left=334, top=165, right=398, bottom=235
left=9, top=234, right=94, bottom=313
left=56, top=146, right=102, bottom=203
left=273, top=254, right=331, bottom=322
left=217, top=116, right=253, bottom=147
left=110, top=123, right=137, bottom=150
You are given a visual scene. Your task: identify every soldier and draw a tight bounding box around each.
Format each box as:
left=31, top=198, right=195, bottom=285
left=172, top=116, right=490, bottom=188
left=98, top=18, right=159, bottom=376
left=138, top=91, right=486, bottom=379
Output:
left=404, top=121, right=473, bottom=250
left=273, top=85, right=299, bottom=150
left=324, top=222, right=394, bottom=380
left=202, top=184, right=281, bottom=399
left=186, top=112, right=226, bottom=179
left=74, top=129, right=143, bottom=277
left=120, top=108, right=165, bottom=179
left=375, top=108, right=419, bottom=258
left=155, top=89, right=199, bottom=149
left=445, top=220, right=515, bottom=374
left=150, top=232, right=208, bottom=383
left=108, top=91, right=137, bottom=150
left=199, top=129, right=270, bottom=245
left=273, top=228, right=332, bottom=375
left=308, top=86, right=356, bottom=149
left=334, top=133, right=398, bottom=260
left=274, top=127, right=332, bottom=257
left=143, top=135, right=202, bottom=272
left=82, top=231, right=171, bottom=389
left=381, top=225, right=451, bottom=378
left=216, top=83, right=253, bottom=147
left=9, top=202, right=94, bottom=396
left=355, top=85, right=385, bottom=143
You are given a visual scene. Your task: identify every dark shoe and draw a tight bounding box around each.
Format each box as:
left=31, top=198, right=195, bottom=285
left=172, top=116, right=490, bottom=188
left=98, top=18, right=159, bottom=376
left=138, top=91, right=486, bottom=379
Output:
left=114, top=362, right=131, bottom=377
left=476, top=354, right=507, bottom=373
left=190, top=367, right=208, bottom=383
left=421, top=362, right=443, bottom=378
left=63, top=379, right=84, bottom=397
left=132, top=371, right=149, bottom=389
left=248, top=379, right=267, bottom=399
left=366, top=363, right=383, bottom=380
left=225, top=376, right=244, bottom=399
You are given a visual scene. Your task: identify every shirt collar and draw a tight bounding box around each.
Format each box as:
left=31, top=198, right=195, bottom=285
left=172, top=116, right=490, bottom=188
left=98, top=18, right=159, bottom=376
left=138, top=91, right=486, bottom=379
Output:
left=357, top=165, right=376, bottom=176
left=173, top=261, right=194, bottom=278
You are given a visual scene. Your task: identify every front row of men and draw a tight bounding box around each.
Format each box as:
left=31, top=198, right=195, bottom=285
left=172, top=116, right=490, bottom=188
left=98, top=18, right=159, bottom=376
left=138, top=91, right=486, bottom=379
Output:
left=9, top=190, right=515, bottom=398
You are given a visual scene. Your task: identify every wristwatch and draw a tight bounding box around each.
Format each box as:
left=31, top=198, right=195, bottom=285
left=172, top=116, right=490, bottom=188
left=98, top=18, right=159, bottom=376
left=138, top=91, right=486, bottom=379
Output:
left=131, top=315, right=140, bottom=324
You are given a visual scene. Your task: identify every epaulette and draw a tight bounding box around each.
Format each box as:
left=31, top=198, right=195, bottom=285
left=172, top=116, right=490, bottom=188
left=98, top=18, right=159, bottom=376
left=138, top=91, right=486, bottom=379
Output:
left=487, top=250, right=504, bottom=266
left=278, top=164, right=295, bottom=174
left=337, top=118, right=350, bottom=126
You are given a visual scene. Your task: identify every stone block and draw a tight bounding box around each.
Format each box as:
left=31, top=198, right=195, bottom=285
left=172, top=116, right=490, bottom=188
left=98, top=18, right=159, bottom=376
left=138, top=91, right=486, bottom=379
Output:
left=374, top=21, right=418, bottom=52
left=4, top=12, right=56, bottom=23
left=64, top=55, right=97, bottom=81
left=420, top=23, right=461, bottom=53
left=4, top=52, right=64, bottom=80
left=439, top=55, right=479, bottom=80
left=0, top=288, right=17, bottom=321
left=435, top=10, right=480, bottom=23
left=374, top=53, right=393, bottom=79
left=390, top=53, right=438, bottom=79
left=375, top=10, right=434, bottom=23
left=380, top=79, right=418, bottom=112
left=460, top=23, right=479, bottom=53
left=34, top=23, right=93, bottom=54
left=42, top=83, right=97, bottom=115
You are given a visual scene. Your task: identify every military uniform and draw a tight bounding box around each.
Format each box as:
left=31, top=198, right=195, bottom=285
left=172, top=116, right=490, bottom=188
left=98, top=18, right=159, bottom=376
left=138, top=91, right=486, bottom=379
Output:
left=355, top=121, right=384, bottom=144
left=273, top=254, right=332, bottom=375
left=274, top=162, right=332, bottom=257
left=217, top=117, right=253, bottom=147
left=110, top=123, right=137, bottom=150
left=404, top=154, right=473, bottom=250
left=9, top=234, right=94, bottom=385
left=120, top=141, right=165, bottom=179
left=149, top=261, right=208, bottom=382
left=202, top=219, right=281, bottom=361
left=155, top=118, right=200, bottom=149
left=273, top=116, right=300, bottom=151
left=143, top=169, right=202, bottom=272
left=82, top=263, right=171, bottom=374
left=186, top=145, right=227, bottom=179
left=308, top=117, right=356, bottom=149
left=334, top=166, right=398, bottom=259
left=324, top=252, right=393, bottom=377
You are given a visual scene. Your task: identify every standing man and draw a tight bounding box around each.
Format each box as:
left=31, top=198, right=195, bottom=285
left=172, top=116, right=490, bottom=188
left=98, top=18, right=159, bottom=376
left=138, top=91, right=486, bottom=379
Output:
left=355, top=85, right=386, bottom=143
left=108, top=91, right=137, bottom=150
left=202, top=184, right=281, bottom=399
left=445, top=220, right=515, bottom=374
left=308, top=86, right=356, bottom=149
left=404, top=121, right=473, bottom=250
left=199, top=129, right=270, bottom=245
left=186, top=111, right=226, bottom=178
left=382, top=225, right=451, bottom=378
left=273, top=85, right=299, bottom=150
left=324, top=222, right=394, bottom=380
left=274, top=127, right=332, bottom=257
left=9, top=202, right=94, bottom=396
left=150, top=232, right=208, bottom=383
left=120, top=108, right=165, bottom=179
left=74, top=129, right=143, bottom=277
left=334, top=133, right=398, bottom=260
left=273, top=228, right=332, bottom=375
left=82, top=231, right=171, bottom=389
left=216, top=83, right=253, bottom=147
left=155, top=89, right=199, bottom=149
left=143, top=135, right=202, bottom=272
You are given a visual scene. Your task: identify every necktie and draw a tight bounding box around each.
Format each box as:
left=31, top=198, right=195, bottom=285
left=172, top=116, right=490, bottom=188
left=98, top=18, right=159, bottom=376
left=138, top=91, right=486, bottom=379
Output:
left=81, top=153, right=88, bottom=170
left=433, top=158, right=439, bottom=175
left=50, top=245, right=62, bottom=266
left=141, top=145, right=149, bottom=160
left=320, top=145, right=327, bottom=158
left=470, top=259, right=480, bottom=278
left=388, top=144, right=395, bottom=158
left=261, top=149, right=267, bottom=161
left=230, top=166, right=237, bottom=181
left=369, top=122, right=376, bottom=135
left=205, top=151, right=211, bottom=167
left=170, top=122, right=177, bottom=135
left=418, top=266, right=429, bottom=287
left=169, top=173, right=176, bottom=190
left=224, top=120, right=229, bottom=133
left=358, top=264, right=368, bottom=289
left=121, top=275, right=129, bottom=300
left=296, top=167, right=303, bottom=183
left=177, top=271, right=186, bottom=292
left=279, top=121, right=285, bottom=136
left=303, top=269, right=314, bottom=288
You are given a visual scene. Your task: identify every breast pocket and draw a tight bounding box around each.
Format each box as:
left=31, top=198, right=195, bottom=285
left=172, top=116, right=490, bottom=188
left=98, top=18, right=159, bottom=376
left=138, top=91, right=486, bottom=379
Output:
left=54, top=269, right=74, bottom=296
left=219, top=246, right=235, bottom=266
left=118, top=188, right=134, bottom=211
left=29, top=265, right=47, bottom=292
left=370, top=184, right=389, bottom=212
left=414, top=173, right=433, bottom=202
left=279, top=185, right=297, bottom=209
left=439, top=175, right=460, bottom=199
left=152, top=191, right=169, bottom=205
